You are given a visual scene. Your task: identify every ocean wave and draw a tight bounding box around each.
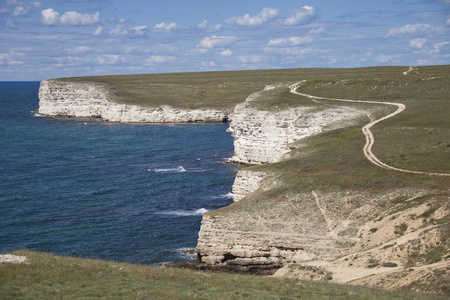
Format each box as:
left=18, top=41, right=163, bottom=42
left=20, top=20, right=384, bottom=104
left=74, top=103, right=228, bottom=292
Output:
left=212, top=192, right=234, bottom=199
left=31, top=111, right=44, bottom=117
left=149, top=166, right=186, bottom=173
left=160, top=208, right=208, bottom=217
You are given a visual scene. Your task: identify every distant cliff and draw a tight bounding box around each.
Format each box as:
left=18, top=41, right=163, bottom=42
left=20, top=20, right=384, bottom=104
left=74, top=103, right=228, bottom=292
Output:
left=38, top=80, right=231, bottom=123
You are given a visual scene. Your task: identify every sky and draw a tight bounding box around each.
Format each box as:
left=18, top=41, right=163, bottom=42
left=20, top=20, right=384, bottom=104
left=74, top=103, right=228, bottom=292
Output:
left=1, top=0, right=449, bottom=81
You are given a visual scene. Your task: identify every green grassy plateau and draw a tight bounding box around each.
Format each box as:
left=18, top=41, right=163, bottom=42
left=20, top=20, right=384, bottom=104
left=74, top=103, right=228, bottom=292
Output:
left=0, top=250, right=443, bottom=299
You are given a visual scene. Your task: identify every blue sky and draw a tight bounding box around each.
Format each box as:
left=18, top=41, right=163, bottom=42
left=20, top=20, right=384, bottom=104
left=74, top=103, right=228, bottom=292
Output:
left=1, top=0, right=449, bottom=80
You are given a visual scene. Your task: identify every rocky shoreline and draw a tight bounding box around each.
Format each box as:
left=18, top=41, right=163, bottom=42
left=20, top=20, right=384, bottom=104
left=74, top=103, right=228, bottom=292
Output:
left=38, top=80, right=231, bottom=123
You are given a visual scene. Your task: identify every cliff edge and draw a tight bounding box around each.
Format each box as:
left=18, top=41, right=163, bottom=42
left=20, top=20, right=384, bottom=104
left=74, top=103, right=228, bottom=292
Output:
left=38, top=80, right=231, bottom=123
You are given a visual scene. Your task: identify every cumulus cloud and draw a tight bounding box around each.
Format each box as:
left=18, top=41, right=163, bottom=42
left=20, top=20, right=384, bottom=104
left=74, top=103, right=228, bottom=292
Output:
left=60, top=11, right=99, bottom=26
left=41, top=8, right=59, bottom=25
left=220, top=49, right=233, bottom=56
left=198, top=35, right=237, bottom=48
left=131, top=25, right=147, bottom=35
left=153, top=22, right=177, bottom=32
left=110, top=24, right=128, bottom=36
left=409, top=38, right=427, bottom=48
left=93, top=26, right=103, bottom=36
left=268, top=36, right=313, bottom=46
left=385, top=23, right=441, bottom=37
left=308, top=27, right=324, bottom=35
left=2, top=1, right=41, bottom=16
left=41, top=8, right=100, bottom=26
left=284, top=6, right=316, bottom=26
left=225, top=7, right=279, bottom=26
left=197, top=20, right=222, bottom=31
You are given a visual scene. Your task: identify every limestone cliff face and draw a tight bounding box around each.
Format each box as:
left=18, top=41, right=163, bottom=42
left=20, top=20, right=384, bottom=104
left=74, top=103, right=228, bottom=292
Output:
left=227, top=87, right=360, bottom=164
left=38, top=80, right=230, bottom=123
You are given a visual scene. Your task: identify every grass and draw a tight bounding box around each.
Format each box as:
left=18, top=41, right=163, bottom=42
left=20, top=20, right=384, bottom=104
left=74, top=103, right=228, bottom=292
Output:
left=0, top=250, right=443, bottom=299
left=52, top=66, right=409, bottom=110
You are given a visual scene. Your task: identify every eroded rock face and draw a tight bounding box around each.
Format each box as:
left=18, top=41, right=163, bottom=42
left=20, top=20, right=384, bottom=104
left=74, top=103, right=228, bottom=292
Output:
left=38, top=80, right=231, bottom=123
left=227, top=88, right=361, bottom=164
left=232, top=170, right=268, bottom=202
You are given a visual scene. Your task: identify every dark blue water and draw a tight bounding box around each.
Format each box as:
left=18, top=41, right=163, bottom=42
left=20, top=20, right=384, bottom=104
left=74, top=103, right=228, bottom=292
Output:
left=0, top=82, right=235, bottom=264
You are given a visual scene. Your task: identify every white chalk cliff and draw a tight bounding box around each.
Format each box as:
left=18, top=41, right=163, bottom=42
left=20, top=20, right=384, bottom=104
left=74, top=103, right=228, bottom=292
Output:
left=38, top=80, right=230, bottom=123
left=227, top=86, right=361, bottom=164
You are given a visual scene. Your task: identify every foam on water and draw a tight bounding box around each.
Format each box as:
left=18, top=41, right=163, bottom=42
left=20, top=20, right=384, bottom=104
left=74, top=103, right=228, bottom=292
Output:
left=150, top=166, right=187, bottom=173
left=212, top=192, right=234, bottom=199
left=160, top=208, right=208, bottom=217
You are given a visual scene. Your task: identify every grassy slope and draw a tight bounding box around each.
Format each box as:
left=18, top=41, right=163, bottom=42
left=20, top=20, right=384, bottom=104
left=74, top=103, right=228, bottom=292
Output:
left=0, top=250, right=442, bottom=299
left=53, top=67, right=406, bottom=109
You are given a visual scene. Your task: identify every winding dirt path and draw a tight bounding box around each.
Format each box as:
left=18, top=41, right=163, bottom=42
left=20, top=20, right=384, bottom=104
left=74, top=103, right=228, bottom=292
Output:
left=289, top=82, right=450, bottom=177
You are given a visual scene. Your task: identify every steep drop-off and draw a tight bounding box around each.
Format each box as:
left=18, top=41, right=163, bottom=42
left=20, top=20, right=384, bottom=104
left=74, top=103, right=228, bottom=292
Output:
left=38, top=80, right=231, bottom=123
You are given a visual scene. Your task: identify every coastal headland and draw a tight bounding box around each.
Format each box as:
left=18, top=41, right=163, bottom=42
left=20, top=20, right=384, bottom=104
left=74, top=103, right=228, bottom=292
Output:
left=37, top=66, right=449, bottom=295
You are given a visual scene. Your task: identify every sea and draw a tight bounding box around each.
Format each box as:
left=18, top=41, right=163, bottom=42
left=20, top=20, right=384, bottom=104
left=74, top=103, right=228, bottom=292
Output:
left=0, top=82, right=236, bottom=265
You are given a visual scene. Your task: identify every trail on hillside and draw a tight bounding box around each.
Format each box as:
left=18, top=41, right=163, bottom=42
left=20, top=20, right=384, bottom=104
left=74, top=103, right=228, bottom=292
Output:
left=289, top=82, right=450, bottom=177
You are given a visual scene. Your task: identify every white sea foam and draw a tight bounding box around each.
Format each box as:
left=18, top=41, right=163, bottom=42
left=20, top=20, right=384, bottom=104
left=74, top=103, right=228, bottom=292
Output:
left=161, top=208, right=208, bottom=217
left=152, top=166, right=186, bottom=173
left=212, top=192, right=234, bottom=199
left=32, top=111, right=44, bottom=117
left=175, top=248, right=197, bottom=258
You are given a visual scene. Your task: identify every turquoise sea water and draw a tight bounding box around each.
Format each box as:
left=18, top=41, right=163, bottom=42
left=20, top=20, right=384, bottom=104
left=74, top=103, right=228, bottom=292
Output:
left=0, top=82, right=235, bottom=264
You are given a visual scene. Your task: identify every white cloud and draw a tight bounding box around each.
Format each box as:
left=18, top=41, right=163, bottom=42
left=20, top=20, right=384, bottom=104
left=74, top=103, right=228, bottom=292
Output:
left=201, top=61, right=216, bottom=67
left=60, top=11, right=99, bottom=26
left=131, top=25, right=147, bottom=35
left=110, top=24, right=128, bottom=36
left=93, top=26, right=103, bottom=36
left=197, top=20, right=208, bottom=30
left=146, top=55, right=175, bottom=65
left=225, top=7, right=279, bottom=26
left=220, top=49, right=233, bottom=56
left=428, top=41, right=450, bottom=54
left=41, top=8, right=99, bottom=26
left=71, top=46, right=92, bottom=54
left=153, top=22, right=177, bottom=32
left=268, top=36, right=313, bottom=46
left=308, top=27, right=324, bottom=35
left=198, top=35, right=237, bottom=48
left=41, top=8, right=59, bottom=25
left=96, top=55, right=121, bottom=64
left=409, top=38, right=427, bottom=48
left=237, top=55, right=263, bottom=64
left=5, top=20, right=17, bottom=29
left=284, top=6, right=316, bottom=26
left=447, top=18, right=450, bottom=26
left=197, top=20, right=221, bottom=31
left=386, top=23, right=441, bottom=37
left=12, top=6, right=27, bottom=16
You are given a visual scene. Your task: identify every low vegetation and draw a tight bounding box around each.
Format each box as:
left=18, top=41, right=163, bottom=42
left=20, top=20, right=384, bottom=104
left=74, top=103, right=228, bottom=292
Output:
left=43, top=66, right=449, bottom=296
left=0, top=250, right=443, bottom=299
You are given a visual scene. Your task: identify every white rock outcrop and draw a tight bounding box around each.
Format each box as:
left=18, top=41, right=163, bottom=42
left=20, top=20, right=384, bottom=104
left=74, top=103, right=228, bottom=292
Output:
left=38, top=80, right=231, bottom=123
left=232, top=170, right=268, bottom=202
left=227, top=87, right=362, bottom=164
